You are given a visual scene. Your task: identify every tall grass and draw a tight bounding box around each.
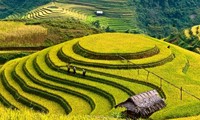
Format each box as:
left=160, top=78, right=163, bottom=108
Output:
left=0, top=21, right=47, bottom=47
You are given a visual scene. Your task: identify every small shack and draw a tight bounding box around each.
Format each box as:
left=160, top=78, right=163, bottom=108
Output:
left=115, top=90, right=166, bottom=119
left=95, top=11, right=104, bottom=16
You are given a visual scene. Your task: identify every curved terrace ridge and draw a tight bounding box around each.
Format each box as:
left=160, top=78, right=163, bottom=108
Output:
left=58, top=47, right=175, bottom=69
left=1, top=68, right=49, bottom=113
left=73, top=42, right=160, bottom=60
left=59, top=33, right=175, bottom=69
left=33, top=50, right=116, bottom=110
left=45, top=44, right=165, bottom=99
left=23, top=56, right=96, bottom=114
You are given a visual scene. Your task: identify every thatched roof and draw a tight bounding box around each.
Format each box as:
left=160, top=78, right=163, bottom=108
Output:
left=115, top=90, right=166, bottom=119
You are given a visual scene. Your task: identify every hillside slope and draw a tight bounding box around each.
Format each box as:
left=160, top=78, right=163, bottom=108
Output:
left=2, top=0, right=200, bottom=37
left=0, top=20, right=101, bottom=65
left=3, top=1, right=139, bottom=33
left=164, top=25, right=200, bottom=54
left=0, top=0, right=51, bottom=18
left=0, top=33, right=199, bottom=119
left=133, top=0, right=200, bottom=38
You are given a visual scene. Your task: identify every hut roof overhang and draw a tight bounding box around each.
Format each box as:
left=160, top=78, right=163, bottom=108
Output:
left=115, top=90, right=166, bottom=119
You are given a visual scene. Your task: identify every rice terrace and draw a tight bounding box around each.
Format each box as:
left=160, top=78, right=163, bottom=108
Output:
left=0, top=0, right=200, bottom=120
left=0, top=32, right=199, bottom=119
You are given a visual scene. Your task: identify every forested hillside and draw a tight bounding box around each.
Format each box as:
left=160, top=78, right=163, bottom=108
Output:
left=0, top=0, right=50, bottom=18
left=132, top=0, right=200, bottom=38
left=1, top=0, right=200, bottom=38
left=164, top=25, right=200, bottom=54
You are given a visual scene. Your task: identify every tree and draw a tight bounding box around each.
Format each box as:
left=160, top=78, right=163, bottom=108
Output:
left=92, top=20, right=100, bottom=28
left=105, top=26, right=116, bottom=32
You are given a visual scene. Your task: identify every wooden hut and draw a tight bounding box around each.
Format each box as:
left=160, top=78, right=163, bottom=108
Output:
left=115, top=90, right=166, bottom=119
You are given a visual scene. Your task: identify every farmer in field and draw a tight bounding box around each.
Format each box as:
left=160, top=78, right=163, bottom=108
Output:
left=82, top=69, right=86, bottom=76
left=73, top=66, right=76, bottom=74
left=67, top=64, right=71, bottom=73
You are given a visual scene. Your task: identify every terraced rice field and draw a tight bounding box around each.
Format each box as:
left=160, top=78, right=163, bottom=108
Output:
left=167, top=25, right=200, bottom=54
left=61, top=0, right=137, bottom=32
left=6, top=1, right=138, bottom=32
left=20, top=2, right=87, bottom=20
left=184, top=25, right=200, bottom=38
left=0, top=33, right=199, bottom=119
left=181, top=25, right=200, bottom=53
left=5, top=2, right=87, bottom=20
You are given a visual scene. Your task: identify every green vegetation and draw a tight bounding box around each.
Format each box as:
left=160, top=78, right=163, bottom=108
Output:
left=0, top=52, right=31, bottom=64
left=171, top=115, right=200, bottom=120
left=0, top=33, right=199, bottom=120
left=3, top=0, right=200, bottom=37
left=2, top=1, right=139, bottom=33
left=0, top=0, right=51, bottom=18
left=132, top=0, right=200, bottom=38
left=165, top=25, right=200, bottom=54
